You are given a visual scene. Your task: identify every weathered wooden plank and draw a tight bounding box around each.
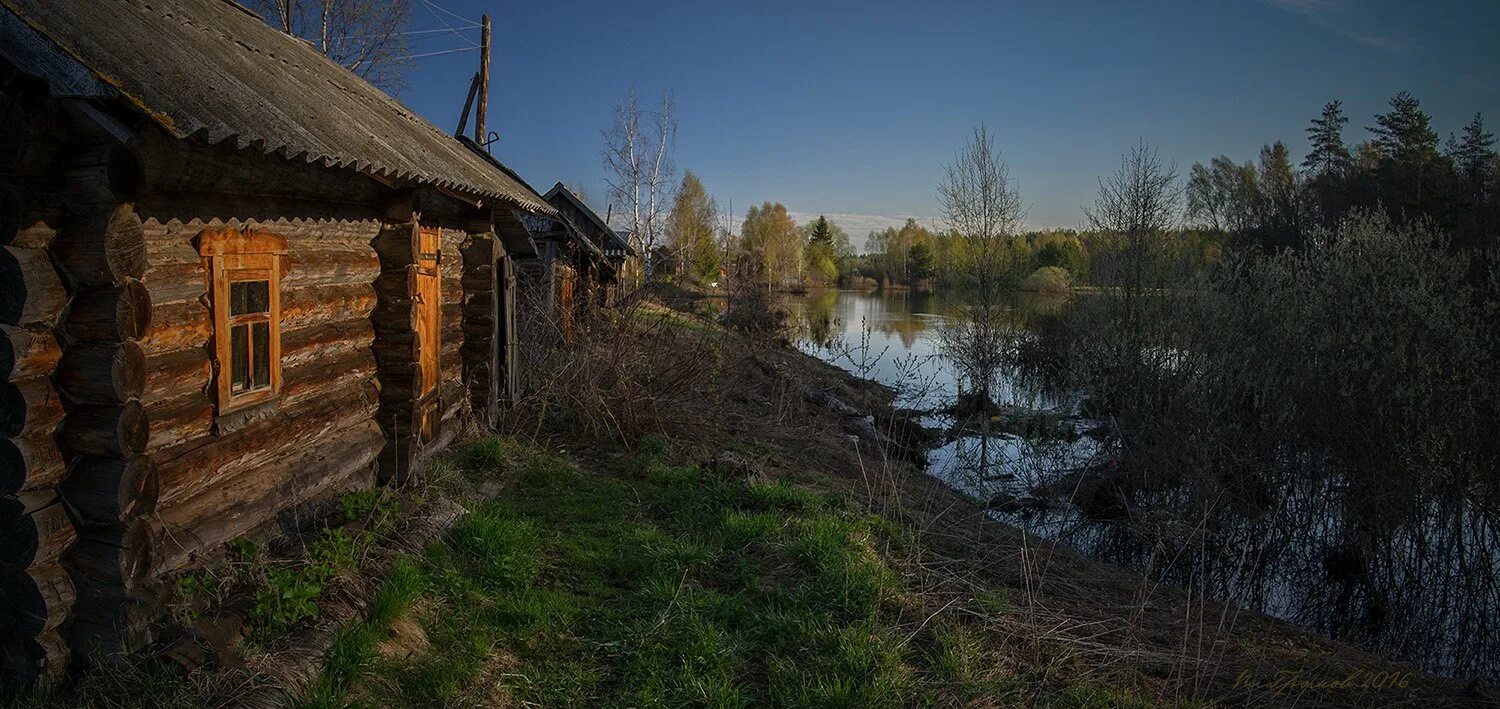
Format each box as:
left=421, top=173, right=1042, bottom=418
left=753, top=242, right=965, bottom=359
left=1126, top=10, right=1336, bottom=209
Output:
left=66, top=579, right=152, bottom=660
left=144, top=392, right=212, bottom=457
left=0, top=323, right=62, bottom=381
left=66, top=518, right=152, bottom=593
left=0, top=627, right=69, bottom=694
left=135, top=129, right=384, bottom=207
left=0, top=560, right=75, bottom=637
left=139, top=257, right=207, bottom=307
left=59, top=401, right=147, bottom=459
left=280, top=319, right=372, bottom=369
left=137, top=301, right=210, bottom=356
left=280, top=282, right=376, bottom=331
left=281, top=347, right=376, bottom=405
left=0, top=246, right=66, bottom=327
left=59, top=457, right=158, bottom=529
left=0, top=433, right=66, bottom=496
left=152, top=419, right=382, bottom=577
left=55, top=341, right=145, bottom=405
left=52, top=203, right=146, bottom=286
left=0, top=375, right=63, bottom=440
left=9, top=211, right=61, bottom=250
left=63, top=279, right=152, bottom=342
left=155, top=385, right=375, bottom=506
left=0, top=497, right=76, bottom=567
left=141, top=347, right=209, bottom=407
left=282, top=246, right=380, bottom=289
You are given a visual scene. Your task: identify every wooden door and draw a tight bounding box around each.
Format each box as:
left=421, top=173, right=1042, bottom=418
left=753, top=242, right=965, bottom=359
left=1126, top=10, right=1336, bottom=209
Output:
left=415, top=227, right=442, bottom=441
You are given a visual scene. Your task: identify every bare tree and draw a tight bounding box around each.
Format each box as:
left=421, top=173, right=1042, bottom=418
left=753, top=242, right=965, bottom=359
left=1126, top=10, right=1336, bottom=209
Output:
left=936, top=125, right=1027, bottom=391
left=1083, top=140, right=1182, bottom=372
left=251, top=0, right=413, bottom=91
left=1085, top=140, right=1181, bottom=307
left=602, top=88, right=677, bottom=283
left=935, top=124, right=1027, bottom=478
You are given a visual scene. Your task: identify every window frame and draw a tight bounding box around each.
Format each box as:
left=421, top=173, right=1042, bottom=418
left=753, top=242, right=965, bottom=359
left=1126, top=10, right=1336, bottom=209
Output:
left=196, top=227, right=287, bottom=415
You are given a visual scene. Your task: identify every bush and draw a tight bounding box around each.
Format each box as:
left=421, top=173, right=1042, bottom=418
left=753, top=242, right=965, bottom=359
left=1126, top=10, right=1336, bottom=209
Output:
left=1025, top=210, right=1500, bottom=676
left=1020, top=266, right=1071, bottom=294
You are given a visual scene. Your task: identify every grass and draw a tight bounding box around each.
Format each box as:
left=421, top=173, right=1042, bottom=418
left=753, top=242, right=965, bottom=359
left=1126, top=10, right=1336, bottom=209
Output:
left=302, top=436, right=1160, bottom=708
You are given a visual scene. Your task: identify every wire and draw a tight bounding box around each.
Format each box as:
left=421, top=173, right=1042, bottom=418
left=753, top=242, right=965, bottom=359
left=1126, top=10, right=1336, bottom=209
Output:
left=334, top=27, right=477, bottom=40
left=400, top=27, right=478, bottom=36
left=408, top=45, right=477, bottom=59
left=417, top=0, right=480, bottom=48
left=418, top=0, right=479, bottom=26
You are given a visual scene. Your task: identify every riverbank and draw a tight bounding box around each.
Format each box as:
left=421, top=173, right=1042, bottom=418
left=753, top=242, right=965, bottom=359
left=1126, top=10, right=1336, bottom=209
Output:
left=608, top=291, right=1488, bottom=706
left=26, top=293, right=1489, bottom=707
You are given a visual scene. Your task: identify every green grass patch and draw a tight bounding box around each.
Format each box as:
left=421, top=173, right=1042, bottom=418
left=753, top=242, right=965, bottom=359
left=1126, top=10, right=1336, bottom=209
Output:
left=306, top=437, right=1148, bottom=707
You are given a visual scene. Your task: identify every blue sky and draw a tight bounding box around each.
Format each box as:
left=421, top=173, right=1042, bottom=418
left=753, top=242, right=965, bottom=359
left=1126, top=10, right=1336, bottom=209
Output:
left=396, top=0, right=1499, bottom=245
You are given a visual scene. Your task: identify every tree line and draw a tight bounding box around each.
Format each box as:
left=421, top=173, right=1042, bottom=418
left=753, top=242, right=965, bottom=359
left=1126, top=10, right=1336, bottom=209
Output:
left=637, top=90, right=1496, bottom=299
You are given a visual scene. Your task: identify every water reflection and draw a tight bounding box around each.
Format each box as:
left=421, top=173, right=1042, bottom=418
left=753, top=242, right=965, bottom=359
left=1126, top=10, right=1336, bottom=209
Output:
left=787, top=288, right=1499, bottom=682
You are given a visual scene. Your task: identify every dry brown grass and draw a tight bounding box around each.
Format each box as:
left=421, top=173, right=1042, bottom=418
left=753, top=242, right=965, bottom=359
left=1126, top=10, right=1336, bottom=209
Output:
left=522, top=289, right=1491, bottom=708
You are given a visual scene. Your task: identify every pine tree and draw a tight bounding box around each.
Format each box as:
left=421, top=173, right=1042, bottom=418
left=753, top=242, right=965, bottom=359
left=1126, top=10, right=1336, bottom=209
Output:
left=809, top=216, right=833, bottom=247
left=1453, top=113, right=1496, bottom=188
left=1303, top=100, right=1351, bottom=175
left=1368, top=92, right=1444, bottom=208
left=1369, top=91, right=1440, bottom=165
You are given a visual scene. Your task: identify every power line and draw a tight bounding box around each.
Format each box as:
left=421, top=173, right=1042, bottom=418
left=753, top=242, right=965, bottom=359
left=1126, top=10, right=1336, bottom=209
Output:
left=418, top=0, right=478, bottom=25
left=408, top=45, right=477, bottom=59
left=416, top=0, right=480, bottom=49
left=400, top=27, right=478, bottom=36
left=335, top=27, right=477, bottom=40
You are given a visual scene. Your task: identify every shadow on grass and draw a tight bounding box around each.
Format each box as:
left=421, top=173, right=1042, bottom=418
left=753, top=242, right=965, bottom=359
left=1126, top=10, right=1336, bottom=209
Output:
left=303, top=435, right=1137, bottom=708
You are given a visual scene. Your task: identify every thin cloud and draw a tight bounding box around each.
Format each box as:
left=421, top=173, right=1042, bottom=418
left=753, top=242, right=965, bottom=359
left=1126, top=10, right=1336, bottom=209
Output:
left=1268, top=0, right=1408, bottom=54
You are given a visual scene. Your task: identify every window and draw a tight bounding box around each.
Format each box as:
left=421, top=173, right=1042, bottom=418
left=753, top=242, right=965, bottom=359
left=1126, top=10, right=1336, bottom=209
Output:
left=228, top=280, right=272, bottom=395
left=195, top=227, right=286, bottom=413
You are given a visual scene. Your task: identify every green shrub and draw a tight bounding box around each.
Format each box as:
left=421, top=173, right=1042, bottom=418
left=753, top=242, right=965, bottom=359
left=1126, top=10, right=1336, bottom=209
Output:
left=253, top=565, right=329, bottom=632
left=1020, top=266, right=1072, bottom=294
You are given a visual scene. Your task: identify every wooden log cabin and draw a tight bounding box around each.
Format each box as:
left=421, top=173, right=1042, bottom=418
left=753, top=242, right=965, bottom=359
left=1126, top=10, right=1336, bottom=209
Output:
left=515, top=182, right=636, bottom=349
left=541, top=182, right=637, bottom=308
left=518, top=200, right=601, bottom=345
left=0, top=0, right=554, bottom=691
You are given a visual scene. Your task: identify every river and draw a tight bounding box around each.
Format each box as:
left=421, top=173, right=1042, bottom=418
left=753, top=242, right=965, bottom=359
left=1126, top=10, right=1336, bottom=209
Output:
left=786, top=288, right=1498, bottom=683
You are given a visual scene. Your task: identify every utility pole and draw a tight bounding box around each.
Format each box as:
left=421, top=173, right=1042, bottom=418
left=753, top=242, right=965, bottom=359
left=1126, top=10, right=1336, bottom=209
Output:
left=476, top=14, right=490, bottom=146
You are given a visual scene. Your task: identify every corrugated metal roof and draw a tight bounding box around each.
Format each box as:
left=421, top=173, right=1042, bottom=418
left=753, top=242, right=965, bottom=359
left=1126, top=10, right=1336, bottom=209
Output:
left=0, top=0, right=554, bottom=214
left=542, top=182, right=636, bottom=257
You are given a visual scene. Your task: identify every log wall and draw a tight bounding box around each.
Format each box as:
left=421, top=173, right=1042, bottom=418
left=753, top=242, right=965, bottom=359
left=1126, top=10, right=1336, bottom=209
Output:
left=0, top=88, right=75, bottom=693
left=372, top=196, right=481, bottom=484
left=2, top=97, right=518, bottom=691
left=459, top=231, right=498, bottom=427
left=50, top=130, right=156, bottom=665
left=138, top=216, right=383, bottom=578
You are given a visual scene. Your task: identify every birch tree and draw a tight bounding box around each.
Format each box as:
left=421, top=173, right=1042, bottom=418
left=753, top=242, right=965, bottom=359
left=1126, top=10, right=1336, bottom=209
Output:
left=1084, top=140, right=1181, bottom=366
left=936, top=125, right=1027, bottom=480
left=936, top=124, right=1026, bottom=403
left=602, top=89, right=678, bottom=282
